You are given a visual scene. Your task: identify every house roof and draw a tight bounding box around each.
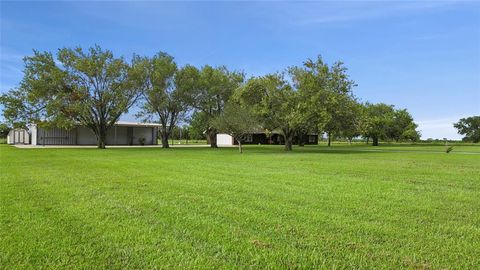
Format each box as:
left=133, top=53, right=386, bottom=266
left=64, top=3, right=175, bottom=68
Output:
left=30, top=121, right=163, bottom=128
left=250, top=128, right=318, bottom=135
left=114, top=121, right=162, bottom=127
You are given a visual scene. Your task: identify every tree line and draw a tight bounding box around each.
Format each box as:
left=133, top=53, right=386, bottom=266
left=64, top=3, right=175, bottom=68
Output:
left=1, top=45, right=422, bottom=150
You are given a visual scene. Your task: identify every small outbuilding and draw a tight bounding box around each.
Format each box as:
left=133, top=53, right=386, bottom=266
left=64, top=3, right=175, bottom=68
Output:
left=7, top=128, right=30, bottom=145
left=8, top=121, right=161, bottom=146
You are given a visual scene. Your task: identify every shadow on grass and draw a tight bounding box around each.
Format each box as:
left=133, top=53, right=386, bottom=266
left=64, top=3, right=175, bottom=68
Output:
left=229, top=145, right=377, bottom=155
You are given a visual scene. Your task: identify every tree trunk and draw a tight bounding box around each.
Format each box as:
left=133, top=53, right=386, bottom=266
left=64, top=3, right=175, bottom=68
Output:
left=284, top=133, right=293, bottom=151
left=208, top=129, right=217, bottom=148
left=348, top=138, right=352, bottom=145
left=97, top=128, right=107, bottom=149
left=238, top=141, right=243, bottom=153
left=372, top=136, right=379, bottom=146
left=327, top=132, right=331, bottom=147
left=366, top=137, right=370, bottom=144
left=161, top=135, right=170, bottom=148
left=160, top=128, right=170, bottom=148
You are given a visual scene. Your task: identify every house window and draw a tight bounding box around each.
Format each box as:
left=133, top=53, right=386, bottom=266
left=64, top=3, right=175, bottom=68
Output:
left=308, top=135, right=316, bottom=143
left=244, top=134, right=253, bottom=143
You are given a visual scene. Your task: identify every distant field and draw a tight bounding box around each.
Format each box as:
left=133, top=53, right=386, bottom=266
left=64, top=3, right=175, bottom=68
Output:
left=1, top=144, right=479, bottom=269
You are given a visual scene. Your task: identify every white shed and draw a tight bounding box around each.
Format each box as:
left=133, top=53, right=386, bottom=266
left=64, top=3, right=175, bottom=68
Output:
left=7, top=129, right=30, bottom=145
left=13, top=121, right=162, bottom=146
left=216, top=133, right=234, bottom=146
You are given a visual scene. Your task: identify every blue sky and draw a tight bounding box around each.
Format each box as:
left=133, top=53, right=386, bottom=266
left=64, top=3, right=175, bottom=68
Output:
left=1, top=1, right=479, bottom=139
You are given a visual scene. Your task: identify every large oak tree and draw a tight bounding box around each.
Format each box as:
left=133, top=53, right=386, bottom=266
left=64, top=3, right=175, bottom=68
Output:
left=237, top=73, right=303, bottom=151
left=190, top=66, right=244, bottom=148
left=134, top=52, right=195, bottom=148
left=290, top=57, right=357, bottom=146
left=360, top=103, right=419, bottom=145
left=454, top=116, right=480, bottom=143
left=0, top=46, right=142, bottom=148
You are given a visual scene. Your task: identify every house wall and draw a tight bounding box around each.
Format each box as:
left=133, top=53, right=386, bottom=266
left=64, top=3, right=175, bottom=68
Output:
left=36, top=126, right=157, bottom=145
left=297, top=134, right=319, bottom=145
left=231, top=133, right=318, bottom=145
left=132, top=127, right=155, bottom=145
left=76, top=127, right=96, bottom=145
left=37, top=127, right=76, bottom=145
left=232, top=133, right=267, bottom=145
left=103, top=126, right=128, bottom=145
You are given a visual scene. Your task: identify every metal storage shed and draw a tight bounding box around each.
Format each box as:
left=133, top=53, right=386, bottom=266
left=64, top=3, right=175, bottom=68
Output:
left=8, top=121, right=161, bottom=146
left=7, top=129, right=30, bottom=145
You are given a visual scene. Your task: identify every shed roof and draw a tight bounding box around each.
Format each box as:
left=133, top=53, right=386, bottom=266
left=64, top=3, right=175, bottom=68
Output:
left=114, top=121, right=162, bottom=127
left=30, top=121, right=163, bottom=128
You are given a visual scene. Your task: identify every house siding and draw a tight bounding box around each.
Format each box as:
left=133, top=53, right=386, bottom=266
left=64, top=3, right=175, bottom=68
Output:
left=34, top=125, right=158, bottom=146
left=232, top=133, right=318, bottom=145
left=37, top=127, right=77, bottom=145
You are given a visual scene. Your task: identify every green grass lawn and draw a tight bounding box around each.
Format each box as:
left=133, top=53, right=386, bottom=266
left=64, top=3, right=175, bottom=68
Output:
left=1, top=144, right=479, bottom=269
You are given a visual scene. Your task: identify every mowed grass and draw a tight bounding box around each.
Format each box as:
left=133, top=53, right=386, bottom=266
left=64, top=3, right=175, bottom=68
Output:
left=0, top=144, right=479, bottom=269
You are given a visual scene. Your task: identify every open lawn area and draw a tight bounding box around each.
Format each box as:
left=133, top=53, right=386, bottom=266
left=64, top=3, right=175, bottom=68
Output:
left=1, top=144, right=479, bottom=269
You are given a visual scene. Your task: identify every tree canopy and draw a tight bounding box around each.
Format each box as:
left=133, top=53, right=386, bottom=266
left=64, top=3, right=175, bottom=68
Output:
left=454, top=116, right=480, bottom=143
left=236, top=73, right=303, bottom=151
left=187, top=66, right=244, bottom=148
left=1, top=46, right=142, bottom=148
left=360, top=103, right=419, bottom=146
left=211, top=102, right=258, bottom=153
left=1, top=48, right=423, bottom=149
left=134, top=52, right=195, bottom=148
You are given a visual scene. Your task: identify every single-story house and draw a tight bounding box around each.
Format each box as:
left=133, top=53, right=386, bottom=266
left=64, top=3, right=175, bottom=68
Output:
left=8, top=121, right=161, bottom=146
left=217, top=131, right=318, bottom=146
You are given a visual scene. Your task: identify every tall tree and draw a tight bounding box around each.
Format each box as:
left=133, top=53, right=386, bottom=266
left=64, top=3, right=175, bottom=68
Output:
left=211, top=102, right=258, bottom=153
left=0, top=46, right=142, bottom=148
left=454, top=116, right=480, bottom=143
left=191, top=66, right=244, bottom=148
left=337, top=98, right=362, bottom=144
left=237, top=74, right=302, bottom=151
left=400, top=123, right=421, bottom=142
left=388, top=109, right=417, bottom=142
left=322, top=62, right=357, bottom=146
left=360, top=103, right=395, bottom=146
left=289, top=56, right=330, bottom=146
left=289, top=56, right=357, bottom=146
left=135, top=53, right=194, bottom=148
left=360, top=103, right=419, bottom=145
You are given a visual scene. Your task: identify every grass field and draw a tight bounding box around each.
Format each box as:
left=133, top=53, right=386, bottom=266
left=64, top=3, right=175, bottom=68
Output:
left=1, top=143, right=479, bottom=269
